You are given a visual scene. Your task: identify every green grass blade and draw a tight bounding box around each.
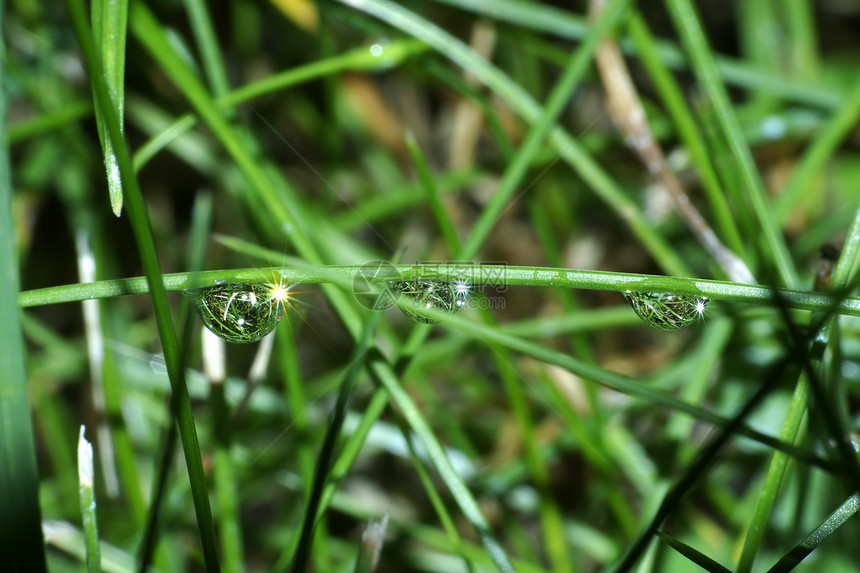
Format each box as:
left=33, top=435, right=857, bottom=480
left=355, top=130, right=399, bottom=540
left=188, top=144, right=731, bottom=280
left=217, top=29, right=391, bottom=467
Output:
left=65, top=0, right=221, bottom=568
left=405, top=132, right=461, bottom=255
left=91, top=0, right=128, bottom=216
left=275, top=389, right=392, bottom=570
left=77, top=427, right=101, bottom=573
left=662, top=317, right=735, bottom=457
left=831, top=207, right=860, bottom=287
left=44, top=521, right=142, bottom=573
left=182, top=0, right=230, bottom=98
left=290, top=312, right=382, bottom=572
left=18, top=265, right=860, bottom=318
left=611, top=361, right=786, bottom=572
left=127, top=2, right=314, bottom=257
left=0, top=12, right=47, bottom=565
left=100, top=319, right=148, bottom=526
left=492, top=338, right=573, bottom=573
left=202, top=298, right=245, bottom=573
left=136, top=408, right=180, bottom=572
left=665, top=0, right=799, bottom=287
left=337, top=0, right=691, bottom=277
left=776, top=79, right=860, bottom=222
left=736, top=0, right=782, bottom=105
left=736, top=373, right=809, bottom=573
left=431, top=0, right=844, bottom=110
left=625, top=12, right=744, bottom=256
left=10, top=2, right=860, bottom=569
left=322, top=389, right=390, bottom=513
left=740, top=205, right=860, bottom=571
left=210, top=377, right=245, bottom=573
left=8, top=100, right=93, bottom=144
left=14, top=263, right=860, bottom=318
left=131, top=39, right=428, bottom=171
left=333, top=169, right=483, bottom=231
left=435, top=313, right=824, bottom=467
left=458, top=0, right=632, bottom=263
left=784, top=0, right=819, bottom=81
left=766, top=493, right=860, bottom=573
left=412, top=458, right=477, bottom=571
left=128, top=0, right=366, bottom=342
left=137, top=193, right=213, bottom=571
left=390, top=410, right=476, bottom=572
left=656, top=531, right=732, bottom=573
left=277, top=320, right=316, bottom=495
left=369, top=358, right=516, bottom=573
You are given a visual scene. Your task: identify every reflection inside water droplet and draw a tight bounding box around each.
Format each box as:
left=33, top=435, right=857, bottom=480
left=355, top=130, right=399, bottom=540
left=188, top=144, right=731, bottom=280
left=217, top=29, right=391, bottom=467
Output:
left=623, top=291, right=708, bottom=331
left=188, top=282, right=291, bottom=343
left=390, top=280, right=468, bottom=324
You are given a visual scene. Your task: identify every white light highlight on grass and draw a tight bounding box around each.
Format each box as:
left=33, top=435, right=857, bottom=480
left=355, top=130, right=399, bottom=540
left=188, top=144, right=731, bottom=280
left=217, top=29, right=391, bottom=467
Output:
left=78, top=426, right=94, bottom=489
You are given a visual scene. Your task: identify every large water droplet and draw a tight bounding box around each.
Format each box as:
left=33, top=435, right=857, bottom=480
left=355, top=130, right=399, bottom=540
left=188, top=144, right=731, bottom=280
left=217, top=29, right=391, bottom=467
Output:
left=623, top=291, right=708, bottom=331
left=390, top=280, right=467, bottom=324
left=188, top=283, right=286, bottom=343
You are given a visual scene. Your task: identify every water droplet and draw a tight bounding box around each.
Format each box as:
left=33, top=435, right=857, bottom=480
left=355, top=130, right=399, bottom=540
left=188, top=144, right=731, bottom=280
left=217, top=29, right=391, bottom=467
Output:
left=150, top=353, right=167, bottom=374
left=760, top=116, right=786, bottom=140
left=390, top=280, right=467, bottom=324
left=623, top=291, right=708, bottom=331
left=188, top=283, right=287, bottom=343
left=365, top=38, right=396, bottom=69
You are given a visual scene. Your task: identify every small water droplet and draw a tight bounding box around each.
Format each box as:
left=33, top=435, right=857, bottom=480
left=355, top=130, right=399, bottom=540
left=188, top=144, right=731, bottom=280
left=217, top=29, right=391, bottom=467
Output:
left=760, top=116, right=786, bottom=140
left=188, top=283, right=283, bottom=343
left=390, top=280, right=466, bottom=324
left=150, top=353, right=167, bottom=374
left=366, top=38, right=396, bottom=69
left=623, top=291, right=708, bottom=331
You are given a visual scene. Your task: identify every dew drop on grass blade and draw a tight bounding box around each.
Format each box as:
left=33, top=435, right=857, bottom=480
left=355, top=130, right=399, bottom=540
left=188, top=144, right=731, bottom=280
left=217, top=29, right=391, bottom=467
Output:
left=390, top=280, right=470, bottom=324
left=623, top=291, right=709, bottom=331
left=188, top=282, right=293, bottom=343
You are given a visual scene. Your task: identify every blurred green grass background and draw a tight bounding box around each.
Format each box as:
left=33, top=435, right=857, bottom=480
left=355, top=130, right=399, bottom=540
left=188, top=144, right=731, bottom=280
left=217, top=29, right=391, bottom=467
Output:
left=3, top=0, right=860, bottom=571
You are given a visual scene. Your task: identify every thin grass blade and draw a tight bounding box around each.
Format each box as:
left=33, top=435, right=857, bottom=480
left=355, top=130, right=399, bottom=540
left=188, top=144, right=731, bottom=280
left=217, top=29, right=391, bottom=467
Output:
left=766, top=492, right=860, bottom=573
left=656, top=531, right=732, bottom=573
left=665, top=0, right=799, bottom=287
left=91, top=0, right=128, bottom=216
left=0, top=11, right=47, bottom=566
left=65, top=0, right=221, bottom=568
left=289, top=310, right=383, bottom=572
left=77, top=427, right=101, bottom=573
left=336, top=0, right=690, bottom=277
